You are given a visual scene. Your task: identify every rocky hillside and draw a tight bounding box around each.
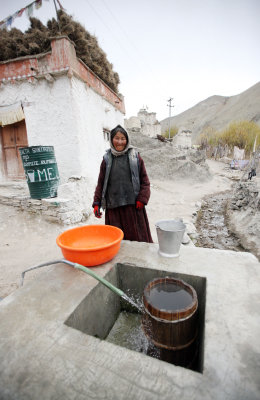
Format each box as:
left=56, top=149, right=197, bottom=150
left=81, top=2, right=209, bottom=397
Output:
left=161, top=82, right=260, bottom=142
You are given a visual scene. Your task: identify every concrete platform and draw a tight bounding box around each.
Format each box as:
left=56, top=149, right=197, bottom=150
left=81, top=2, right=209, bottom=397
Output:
left=0, top=242, right=260, bottom=400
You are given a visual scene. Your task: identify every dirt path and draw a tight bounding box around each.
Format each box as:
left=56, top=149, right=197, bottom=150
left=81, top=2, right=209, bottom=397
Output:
left=0, top=159, right=238, bottom=299
left=147, top=159, right=235, bottom=240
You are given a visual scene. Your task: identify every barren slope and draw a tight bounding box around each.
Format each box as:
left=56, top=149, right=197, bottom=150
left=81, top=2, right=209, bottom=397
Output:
left=161, top=82, right=260, bottom=142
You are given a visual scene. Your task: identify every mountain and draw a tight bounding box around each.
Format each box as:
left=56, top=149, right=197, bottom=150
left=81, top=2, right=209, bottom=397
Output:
left=160, top=82, right=260, bottom=142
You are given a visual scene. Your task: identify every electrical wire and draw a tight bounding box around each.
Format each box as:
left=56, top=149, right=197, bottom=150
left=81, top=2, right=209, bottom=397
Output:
left=83, top=0, right=130, bottom=59
left=80, top=1, right=171, bottom=117
left=100, top=0, right=143, bottom=58
left=82, top=0, right=155, bottom=77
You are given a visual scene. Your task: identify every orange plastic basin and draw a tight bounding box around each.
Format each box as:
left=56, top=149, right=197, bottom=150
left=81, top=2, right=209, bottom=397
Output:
left=56, top=225, right=124, bottom=267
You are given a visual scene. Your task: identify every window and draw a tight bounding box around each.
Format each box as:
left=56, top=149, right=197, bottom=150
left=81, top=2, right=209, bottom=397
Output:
left=103, top=128, right=110, bottom=142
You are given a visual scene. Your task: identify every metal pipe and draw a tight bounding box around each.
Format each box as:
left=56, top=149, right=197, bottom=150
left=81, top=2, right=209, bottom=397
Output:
left=20, top=260, right=63, bottom=287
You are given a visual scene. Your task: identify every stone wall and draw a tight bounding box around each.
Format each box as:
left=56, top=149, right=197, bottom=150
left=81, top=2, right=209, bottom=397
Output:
left=228, top=179, right=260, bottom=260
left=0, top=182, right=89, bottom=225
left=229, top=181, right=259, bottom=210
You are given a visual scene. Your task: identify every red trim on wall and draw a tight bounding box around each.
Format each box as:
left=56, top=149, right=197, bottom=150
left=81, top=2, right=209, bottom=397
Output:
left=0, top=36, right=125, bottom=114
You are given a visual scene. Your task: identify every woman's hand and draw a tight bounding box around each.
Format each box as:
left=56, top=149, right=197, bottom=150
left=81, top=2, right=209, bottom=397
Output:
left=136, top=201, right=144, bottom=209
left=93, top=205, right=102, bottom=218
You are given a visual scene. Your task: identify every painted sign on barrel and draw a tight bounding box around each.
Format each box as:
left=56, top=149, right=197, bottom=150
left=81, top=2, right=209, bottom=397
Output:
left=19, top=146, right=60, bottom=199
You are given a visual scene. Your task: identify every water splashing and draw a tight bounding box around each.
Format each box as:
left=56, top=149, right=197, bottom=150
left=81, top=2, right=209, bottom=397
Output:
left=121, top=293, right=144, bottom=313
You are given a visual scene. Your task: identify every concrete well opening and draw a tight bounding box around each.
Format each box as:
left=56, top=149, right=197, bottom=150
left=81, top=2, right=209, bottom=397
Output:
left=65, top=263, right=206, bottom=373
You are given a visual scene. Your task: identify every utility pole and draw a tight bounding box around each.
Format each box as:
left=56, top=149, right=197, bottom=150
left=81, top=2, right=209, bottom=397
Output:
left=167, top=98, right=174, bottom=139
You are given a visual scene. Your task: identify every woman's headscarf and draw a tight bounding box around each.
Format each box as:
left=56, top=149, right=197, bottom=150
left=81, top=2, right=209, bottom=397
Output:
left=109, top=125, right=133, bottom=156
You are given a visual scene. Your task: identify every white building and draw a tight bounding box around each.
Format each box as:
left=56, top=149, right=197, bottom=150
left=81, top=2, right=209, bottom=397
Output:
left=0, top=36, right=125, bottom=223
left=173, top=128, right=192, bottom=149
left=124, top=108, right=161, bottom=138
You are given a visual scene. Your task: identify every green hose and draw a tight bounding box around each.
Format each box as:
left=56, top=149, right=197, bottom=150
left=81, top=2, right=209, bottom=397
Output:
left=20, top=259, right=141, bottom=312
left=73, top=263, right=125, bottom=298
left=20, top=259, right=124, bottom=297
left=63, top=260, right=141, bottom=311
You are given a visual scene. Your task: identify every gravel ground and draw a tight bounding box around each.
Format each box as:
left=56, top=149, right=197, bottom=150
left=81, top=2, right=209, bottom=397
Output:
left=0, top=158, right=238, bottom=299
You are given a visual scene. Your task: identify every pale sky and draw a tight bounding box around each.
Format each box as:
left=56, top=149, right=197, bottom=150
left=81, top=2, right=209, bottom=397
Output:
left=1, top=0, right=260, bottom=121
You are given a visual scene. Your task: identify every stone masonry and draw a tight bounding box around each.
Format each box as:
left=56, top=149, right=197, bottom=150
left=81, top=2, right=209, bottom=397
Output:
left=0, top=181, right=89, bottom=224
left=228, top=177, right=260, bottom=260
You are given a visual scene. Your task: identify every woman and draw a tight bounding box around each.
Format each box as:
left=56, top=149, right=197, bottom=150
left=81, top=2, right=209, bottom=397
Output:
left=92, top=125, right=153, bottom=243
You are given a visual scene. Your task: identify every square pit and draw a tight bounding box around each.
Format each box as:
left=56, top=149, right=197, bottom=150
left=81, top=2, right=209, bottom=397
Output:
left=65, top=263, right=206, bottom=373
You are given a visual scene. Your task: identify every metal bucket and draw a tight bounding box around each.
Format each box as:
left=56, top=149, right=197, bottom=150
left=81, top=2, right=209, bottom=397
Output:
left=155, top=219, right=186, bottom=257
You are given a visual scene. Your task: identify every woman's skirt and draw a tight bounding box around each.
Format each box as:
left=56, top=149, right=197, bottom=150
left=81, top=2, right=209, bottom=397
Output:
left=105, top=205, right=153, bottom=243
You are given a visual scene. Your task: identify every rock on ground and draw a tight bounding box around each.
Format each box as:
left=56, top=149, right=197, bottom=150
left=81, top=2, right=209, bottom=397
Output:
left=228, top=177, right=260, bottom=260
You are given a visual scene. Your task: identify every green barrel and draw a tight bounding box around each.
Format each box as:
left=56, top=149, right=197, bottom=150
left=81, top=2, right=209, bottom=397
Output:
left=19, top=146, right=60, bottom=199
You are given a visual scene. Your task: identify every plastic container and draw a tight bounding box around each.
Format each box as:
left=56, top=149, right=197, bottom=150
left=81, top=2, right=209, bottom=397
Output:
left=56, top=225, right=124, bottom=267
left=155, top=219, right=186, bottom=257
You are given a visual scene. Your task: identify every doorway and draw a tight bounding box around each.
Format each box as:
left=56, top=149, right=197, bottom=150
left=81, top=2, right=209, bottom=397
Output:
left=1, top=120, right=28, bottom=179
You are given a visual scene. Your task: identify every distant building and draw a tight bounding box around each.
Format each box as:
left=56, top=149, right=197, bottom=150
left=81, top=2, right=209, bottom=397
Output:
left=124, top=108, right=161, bottom=137
left=124, top=116, right=141, bottom=132
left=173, top=128, right=192, bottom=149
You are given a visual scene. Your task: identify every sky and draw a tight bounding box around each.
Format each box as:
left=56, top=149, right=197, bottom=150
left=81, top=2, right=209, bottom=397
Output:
left=1, top=0, right=260, bottom=121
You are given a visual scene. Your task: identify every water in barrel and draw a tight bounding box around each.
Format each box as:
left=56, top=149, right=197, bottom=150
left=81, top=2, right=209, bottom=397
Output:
left=146, top=282, right=193, bottom=311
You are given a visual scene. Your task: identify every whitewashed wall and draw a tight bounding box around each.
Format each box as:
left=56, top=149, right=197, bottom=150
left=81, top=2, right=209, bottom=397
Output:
left=0, top=77, right=79, bottom=181
left=0, top=75, right=124, bottom=220
left=174, top=132, right=192, bottom=149
left=0, top=140, right=4, bottom=179
left=69, top=76, right=123, bottom=191
left=141, top=124, right=161, bottom=138
left=130, top=109, right=161, bottom=138
left=137, top=110, right=157, bottom=125
left=124, top=116, right=141, bottom=131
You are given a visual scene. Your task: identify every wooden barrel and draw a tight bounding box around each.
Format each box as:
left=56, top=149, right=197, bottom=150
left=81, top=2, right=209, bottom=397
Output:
left=142, top=277, right=198, bottom=351
left=146, top=336, right=199, bottom=369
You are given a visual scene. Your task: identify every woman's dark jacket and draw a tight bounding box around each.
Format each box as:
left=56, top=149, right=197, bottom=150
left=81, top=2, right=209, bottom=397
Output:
left=93, top=148, right=151, bottom=209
